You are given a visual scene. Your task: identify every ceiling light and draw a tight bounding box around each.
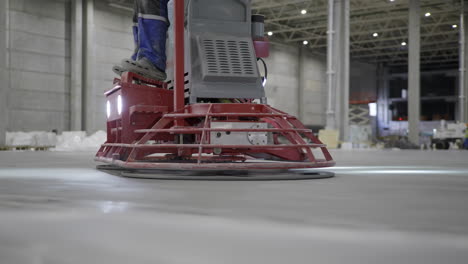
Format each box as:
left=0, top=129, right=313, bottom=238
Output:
left=401, top=41, right=407, bottom=46
left=301, top=9, right=307, bottom=15
left=267, top=31, right=273, bottom=36
left=452, top=24, right=458, bottom=29
left=389, top=0, right=395, bottom=2
left=425, top=12, right=431, bottom=17
left=372, top=32, right=379, bottom=37
left=303, top=40, right=309, bottom=45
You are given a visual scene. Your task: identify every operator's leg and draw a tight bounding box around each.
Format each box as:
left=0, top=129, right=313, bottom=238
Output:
left=123, top=0, right=169, bottom=80
left=112, top=1, right=140, bottom=76
left=131, top=0, right=139, bottom=61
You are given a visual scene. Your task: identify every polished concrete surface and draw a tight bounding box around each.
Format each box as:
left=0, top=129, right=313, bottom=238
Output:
left=0, top=150, right=467, bottom=263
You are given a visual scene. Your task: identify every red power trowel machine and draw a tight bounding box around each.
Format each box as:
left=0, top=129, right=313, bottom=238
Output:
left=95, top=0, right=335, bottom=171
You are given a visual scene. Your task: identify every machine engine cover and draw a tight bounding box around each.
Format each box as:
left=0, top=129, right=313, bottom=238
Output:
left=198, top=37, right=259, bottom=82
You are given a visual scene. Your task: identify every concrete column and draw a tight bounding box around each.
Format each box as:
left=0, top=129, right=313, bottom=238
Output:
left=71, top=0, right=83, bottom=131
left=298, top=46, right=305, bottom=121
left=341, top=0, right=350, bottom=140
left=333, top=0, right=342, bottom=134
left=0, top=0, right=9, bottom=146
left=377, top=64, right=389, bottom=136
left=325, top=0, right=336, bottom=130
left=326, top=0, right=350, bottom=140
left=458, top=2, right=466, bottom=123
left=83, top=0, right=95, bottom=133
left=408, top=0, right=421, bottom=145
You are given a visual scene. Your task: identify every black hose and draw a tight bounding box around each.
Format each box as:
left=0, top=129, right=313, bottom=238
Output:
left=258, top=57, right=268, bottom=85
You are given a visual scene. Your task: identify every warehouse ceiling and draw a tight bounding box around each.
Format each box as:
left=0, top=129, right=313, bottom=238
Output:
left=253, top=0, right=461, bottom=70
left=107, top=0, right=462, bottom=69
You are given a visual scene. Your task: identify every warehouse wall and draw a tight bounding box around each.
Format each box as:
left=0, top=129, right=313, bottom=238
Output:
left=90, top=2, right=134, bottom=132
left=299, top=49, right=328, bottom=126
left=264, top=44, right=300, bottom=117
left=5, top=0, right=72, bottom=132
left=265, top=44, right=328, bottom=127
left=0, top=0, right=134, bottom=139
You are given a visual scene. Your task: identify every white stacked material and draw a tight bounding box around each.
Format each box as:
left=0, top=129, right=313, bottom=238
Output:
left=5, top=131, right=57, bottom=147
left=4, top=131, right=106, bottom=151
left=54, top=131, right=106, bottom=151
left=340, top=142, right=353, bottom=150
left=54, top=131, right=86, bottom=151
left=349, top=125, right=372, bottom=149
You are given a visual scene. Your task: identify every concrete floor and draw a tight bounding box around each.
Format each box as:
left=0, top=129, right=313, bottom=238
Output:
left=0, top=150, right=467, bottom=264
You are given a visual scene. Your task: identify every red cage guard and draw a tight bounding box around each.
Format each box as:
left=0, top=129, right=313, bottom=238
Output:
left=95, top=0, right=335, bottom=171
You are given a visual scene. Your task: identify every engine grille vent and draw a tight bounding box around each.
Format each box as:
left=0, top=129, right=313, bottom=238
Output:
left=200, top=38, right=258, bottom=81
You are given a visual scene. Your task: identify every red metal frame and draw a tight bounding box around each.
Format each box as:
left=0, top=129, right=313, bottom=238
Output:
left=174, top=0, right=185, bottom=117
left=96, top=85, right=334, bottom=170
left=95, top=0, right=335, bottom=170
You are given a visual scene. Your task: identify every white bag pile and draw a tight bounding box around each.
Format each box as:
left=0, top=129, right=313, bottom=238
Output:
left=5, top=131, right=57, bottom=147
left=54, top=131, right=107, bottom=151
left=4, top=131, right=107, bottom=151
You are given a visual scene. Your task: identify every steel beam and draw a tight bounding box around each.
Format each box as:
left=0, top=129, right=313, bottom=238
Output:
left=330, top=30, right=457, bottom=45
left=408, top=0, right=421, bottom=145
left=388, top=58, right=459, bottom=66
left=252, top=0, right=312, bottom=10
left=288, top=29, right=457, bottom=46
left=352, top=45, right=459, bottom=59
left=351, top=41, right=458, bottom=54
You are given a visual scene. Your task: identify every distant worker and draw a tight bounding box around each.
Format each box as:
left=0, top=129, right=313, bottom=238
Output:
left=113, top=0, right=169, bottom=81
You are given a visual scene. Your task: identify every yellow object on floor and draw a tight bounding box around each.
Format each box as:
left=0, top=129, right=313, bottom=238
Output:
left=318, top=129, right=340, bottom=149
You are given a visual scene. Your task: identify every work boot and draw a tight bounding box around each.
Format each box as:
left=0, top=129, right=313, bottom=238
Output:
left=123, top=57, right=167, bottom=81
left=112, top=65, right=126, bottom=76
